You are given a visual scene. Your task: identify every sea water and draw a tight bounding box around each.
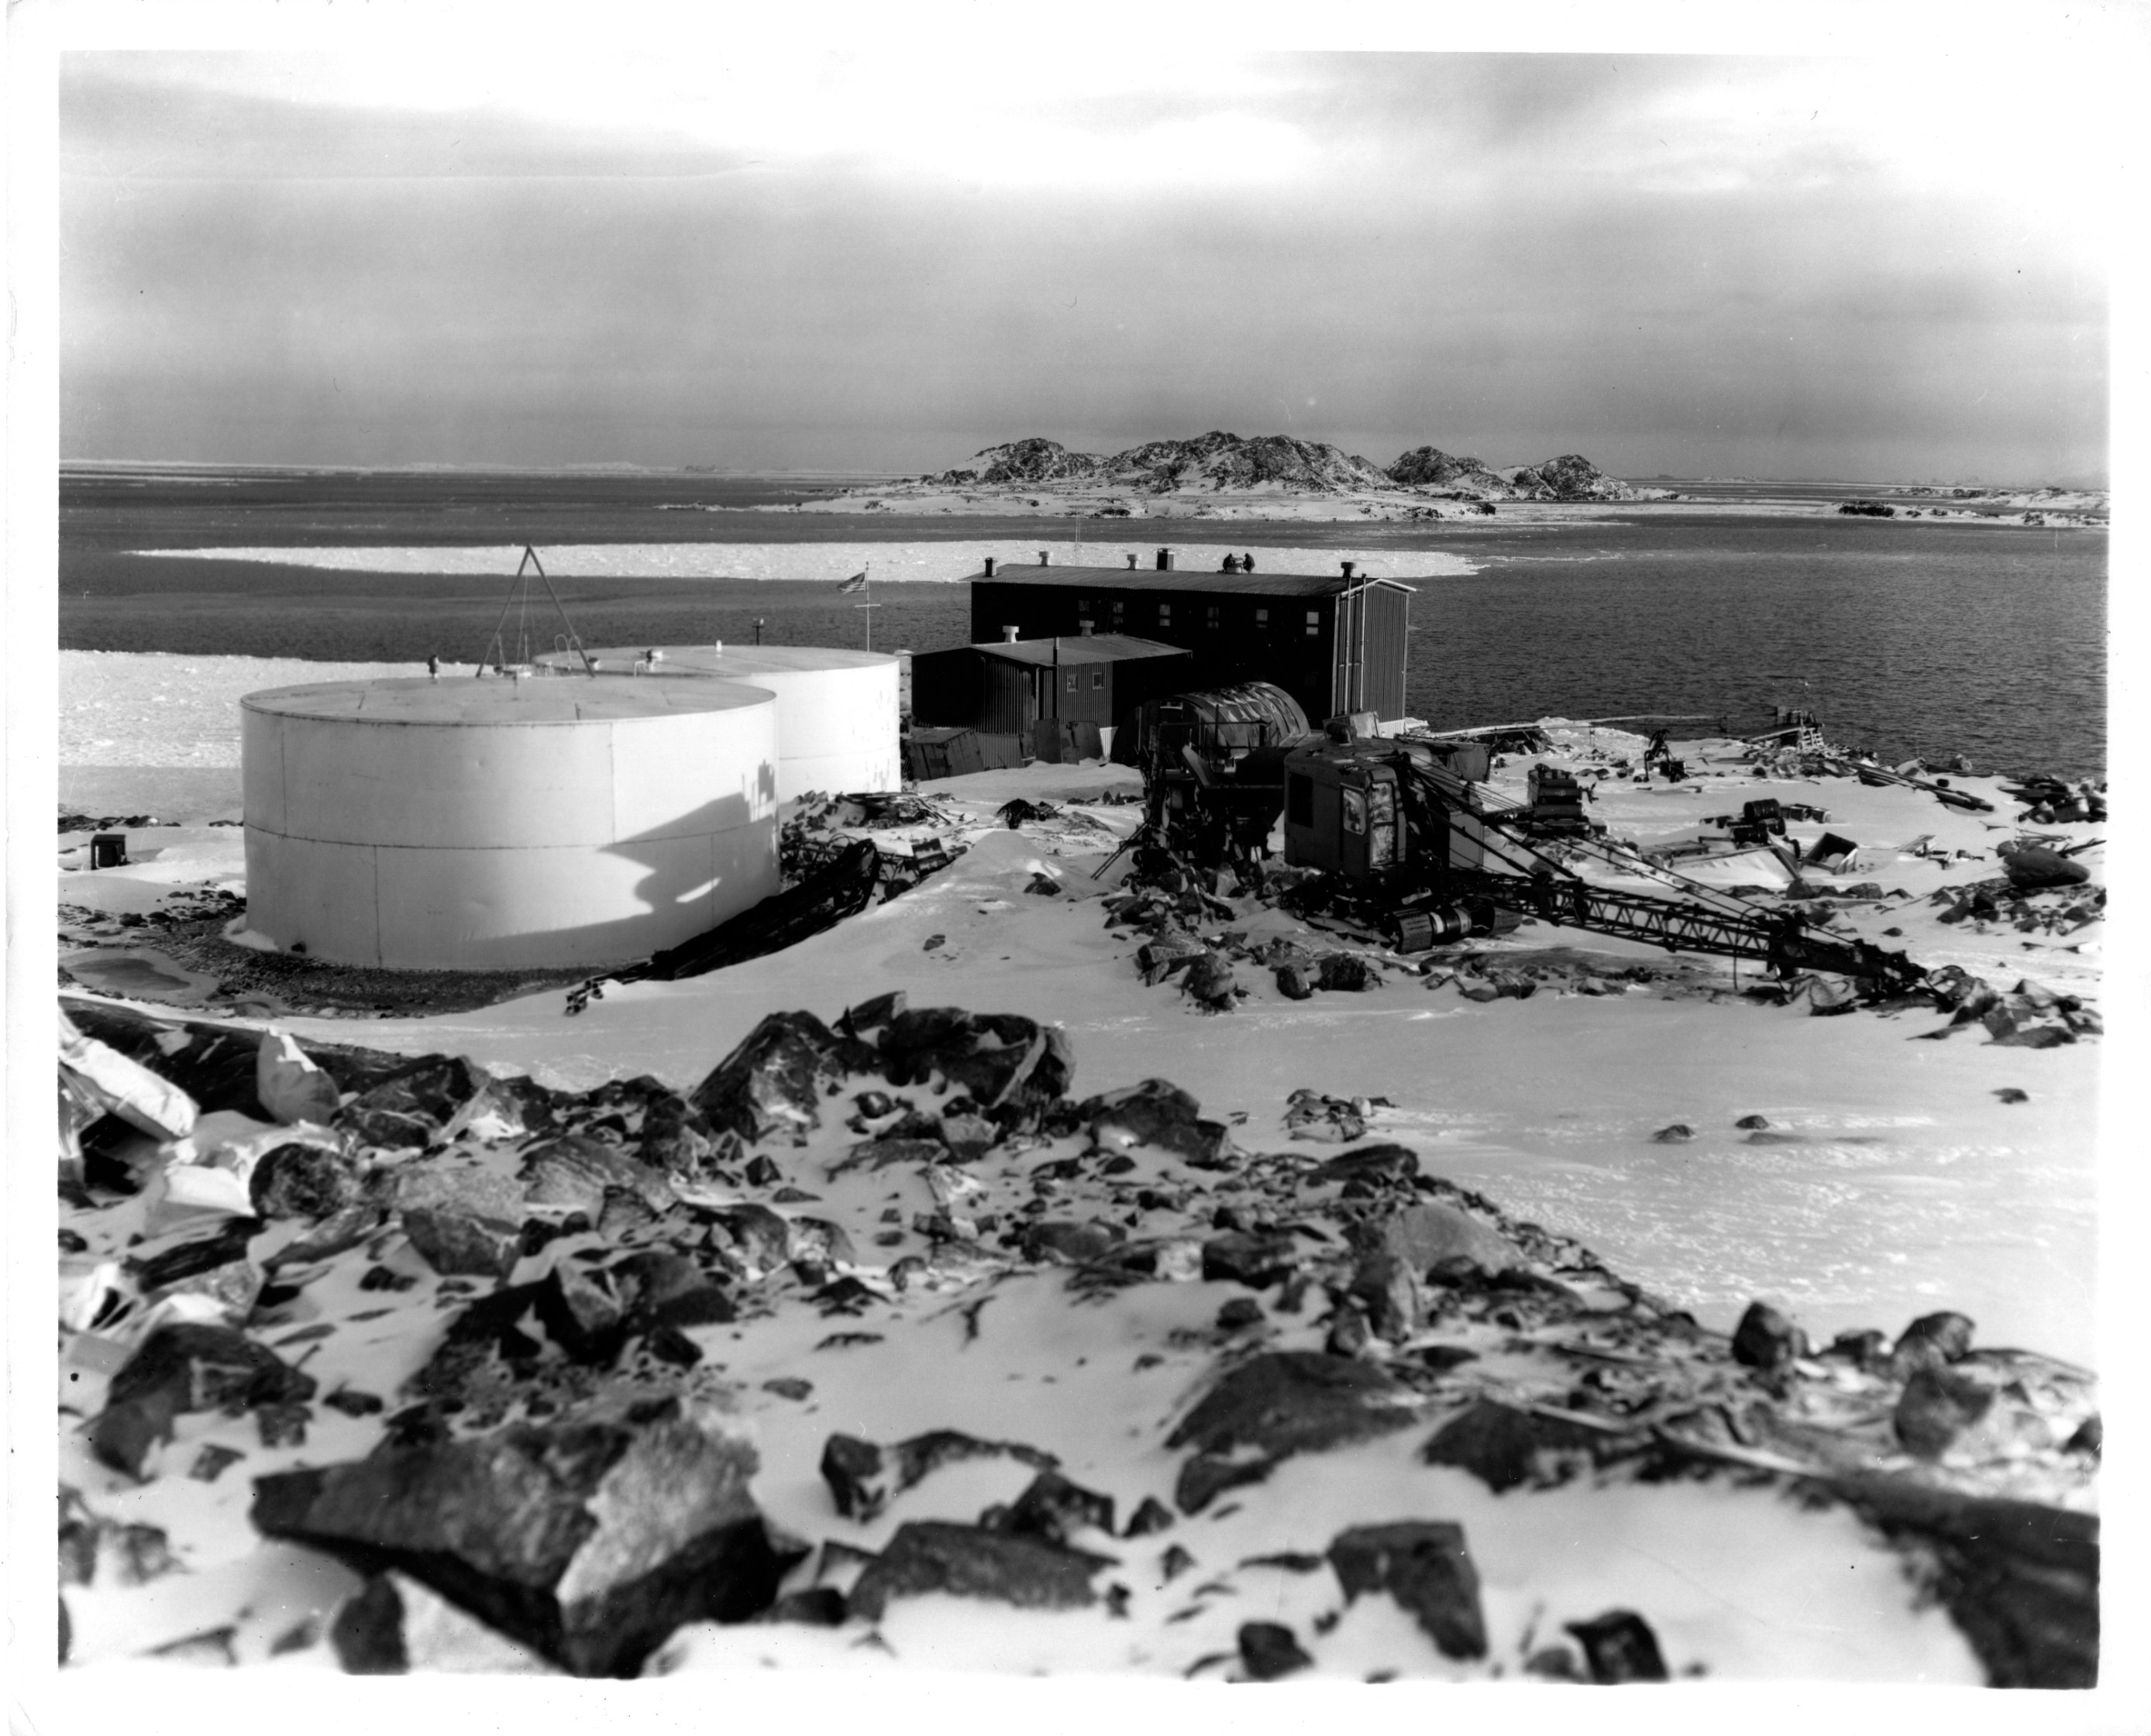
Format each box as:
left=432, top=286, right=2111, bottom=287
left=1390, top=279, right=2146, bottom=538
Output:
left=60, top=472, right=2105, bottom=777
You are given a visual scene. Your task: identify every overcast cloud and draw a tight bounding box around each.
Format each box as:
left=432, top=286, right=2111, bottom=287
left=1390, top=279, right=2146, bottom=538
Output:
left=60, top=49, right=2112, bottom=482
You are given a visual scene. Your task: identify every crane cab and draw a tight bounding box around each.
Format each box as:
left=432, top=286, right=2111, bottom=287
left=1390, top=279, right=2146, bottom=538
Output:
left=1282, top=741, right=1406, bottom=880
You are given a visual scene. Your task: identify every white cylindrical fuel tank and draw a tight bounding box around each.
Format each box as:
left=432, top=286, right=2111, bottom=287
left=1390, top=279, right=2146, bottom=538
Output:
left=542, top=645, right=900, bottom=800
left=241, top=675, right=780, bottom=971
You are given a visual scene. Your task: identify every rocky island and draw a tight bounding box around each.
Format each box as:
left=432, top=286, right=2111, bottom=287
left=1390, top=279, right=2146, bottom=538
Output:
left=802, top=432, right=1640, bottom=521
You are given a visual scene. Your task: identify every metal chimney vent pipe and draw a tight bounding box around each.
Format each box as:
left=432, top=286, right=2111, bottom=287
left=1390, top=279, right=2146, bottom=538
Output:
left=1003, top=626, right=1020, bottom=642
left=983, top=556, right=996, bottom=576
left=1341, top=560, right=1357, bottom=579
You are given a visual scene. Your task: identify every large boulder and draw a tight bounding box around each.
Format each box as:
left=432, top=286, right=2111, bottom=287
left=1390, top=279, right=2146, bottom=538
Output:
left=1358, top=1203, right=1523, bottom=1279
left=690, top=1012, right=855, bottom=1146
left=253, top=1404, right=793, bottom=1677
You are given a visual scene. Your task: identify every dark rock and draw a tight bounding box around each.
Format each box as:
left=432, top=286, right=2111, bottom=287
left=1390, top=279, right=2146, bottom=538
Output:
left=256, top=1401, right=311, bottom=1448
left=1823, top=1329, right=1890, bottom=1370
left=351, top=1054, right=499, bottom=1134
left=1420, top=1398, right=1647, bottom=1494
left=1168, top=1352, right=1421, bottom=1512
left=1217, top=1297, right=1265, bottom=1331
left=1316, top=952, right=1384, bottom=992
left=839, top=990, right=907, bottom=1038
left=1327, top=1521, right=1487, bottom=1659
left=1124, top=1497, right=1175, bottom=1538
left=1082, top=1078, right=1232, bottom=1167
left=997, top=1471, right=1117, bottom=1545
left=1731, top=1301, right=1806, bottom=1373
left=819, top=1429, right=1057, bottom=1522
left=691, top=1011, right=853, bottom=1146
left=1347, top=1252, right=1423, bottom=1341
left=1201, top=1230, right=1298, bottom=1288
left=847, top=1521, right=1110, bottom=1621
left=1183, top=952, right=1240, bottom=1008
left=1313, top=1144, right=1420, bottom=1185
left=337, top=1104, right=438, bottom=1153
left=1891, top=1310, right=1976, bottom=1375
left=1994, top=1088, right=2029, bottom=1105
left=1361, top=1202, right=1522, bottom=1278
left=763, top=1586, right=847, bottom=1626
left=1826, top=1473, right=2098, bottom=1687
left=1650, top=1123, right=1695, bottom=1143
left=877, top=1009, right=1074, bottom=1128
left=1564, top=1609, right=1669, bottom=1682
left=704, top=1202, right=793, bottom=1274
left=521, top=1136, right=676, bottom=1217
left=820, top=1435, right=887, bottom=1519
left=2001, top=847, right=2089, bottom=890
left=2066, top=1415, right=2101, bottom=1458
left=1275, top=963, right=1317, bottom=999
left=643, top=1325, right=703, bottom=1368
left=250, top=1143, right=363, bottom=1220
left=401, top=1205, right=523, bottom=1279
left=324, top=1390, right=385, bottom=1418
left=270, top=1203, right=385, bottom=1270
left=1895, top=1365, right=1997, bottom=1458
left=637, top=1093, right=722, bottom=1176
left=126, top=1217, right=263, bottom=1293
left=528, top=1264, right=625, bottom=1363
left=610, top=1250, right=735, bottom=1329
left=1324, top=1303, right=1372, bottom=1358
left=1237, top=1621, right=1313, bottom=1679
left=330, top=1576, right=410, bottom=1674
left=1733, top=1113, right=1771, bottom=1129
left=252, top=1408, right=791, bottom=1677
left=1022, top=1219, right=1127, bottom=1264
left=92, top=1324, right=317, bottom=1479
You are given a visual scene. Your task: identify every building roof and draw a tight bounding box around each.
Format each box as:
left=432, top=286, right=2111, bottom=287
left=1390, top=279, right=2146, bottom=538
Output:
left=969, top=633, right=1192, bottom=668
left=971, top=564, right=1416, bottom=599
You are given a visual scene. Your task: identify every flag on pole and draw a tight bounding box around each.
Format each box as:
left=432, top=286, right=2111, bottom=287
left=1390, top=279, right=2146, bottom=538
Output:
left=838, top=569, right=869, bottom=594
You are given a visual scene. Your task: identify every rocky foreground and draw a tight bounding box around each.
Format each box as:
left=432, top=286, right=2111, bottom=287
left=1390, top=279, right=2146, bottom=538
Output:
left=57, top=985, right=2098, bottom=1684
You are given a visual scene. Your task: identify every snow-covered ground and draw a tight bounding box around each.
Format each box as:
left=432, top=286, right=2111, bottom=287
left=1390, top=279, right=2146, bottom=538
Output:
left=55, top=662, right=2103, bottom=1360
left=48, top=655, right=2111, bottom=1692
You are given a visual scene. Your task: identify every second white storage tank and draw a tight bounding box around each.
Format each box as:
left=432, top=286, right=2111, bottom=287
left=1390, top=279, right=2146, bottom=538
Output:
left=545, top=645, right=900, bottom=799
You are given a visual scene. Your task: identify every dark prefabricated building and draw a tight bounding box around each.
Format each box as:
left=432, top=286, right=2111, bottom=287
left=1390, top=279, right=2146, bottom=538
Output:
left=909, top=633, right=1193, bottom=738
left=966, top=555, right=1415, bottom=725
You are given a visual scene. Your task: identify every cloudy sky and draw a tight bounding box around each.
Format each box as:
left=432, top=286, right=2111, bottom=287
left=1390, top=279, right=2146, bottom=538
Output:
left=59, top=42, right=2117, bottom=482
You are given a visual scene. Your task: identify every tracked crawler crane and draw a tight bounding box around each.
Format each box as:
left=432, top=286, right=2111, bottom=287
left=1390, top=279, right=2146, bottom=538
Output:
left=1270, top=737, right=1928, bottom=995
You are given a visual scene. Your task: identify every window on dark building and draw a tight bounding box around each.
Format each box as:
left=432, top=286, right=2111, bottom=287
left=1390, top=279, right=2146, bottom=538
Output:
left=1065, top=672, right=1077, bottom=693
left=1255, top=607, right=1269, bottom=627
left=1206, top=605, right=1220, bottom=629
left=1091, top=669, right=1104, bottom=689
left=1306, top=610, right=1320, bottom=637
left=1158, top=603, right=1172, bottom=626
